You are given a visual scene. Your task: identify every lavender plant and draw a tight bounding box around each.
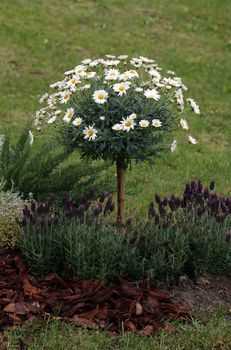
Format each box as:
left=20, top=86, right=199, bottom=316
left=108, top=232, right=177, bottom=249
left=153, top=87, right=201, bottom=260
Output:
left=147, top=179, right=231, bottom=277
left=19, top=191, right=115, bottom=275
left=19, top=180, right=231, bottom=282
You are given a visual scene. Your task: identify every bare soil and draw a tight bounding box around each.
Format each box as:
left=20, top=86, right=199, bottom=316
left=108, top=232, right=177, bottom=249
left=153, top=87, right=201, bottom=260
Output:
left=163, top=274, right=231, bottom=312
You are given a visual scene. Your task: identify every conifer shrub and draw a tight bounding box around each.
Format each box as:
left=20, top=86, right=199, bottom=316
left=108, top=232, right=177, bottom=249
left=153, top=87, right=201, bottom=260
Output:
left=0, top=127, right=114, bottom=200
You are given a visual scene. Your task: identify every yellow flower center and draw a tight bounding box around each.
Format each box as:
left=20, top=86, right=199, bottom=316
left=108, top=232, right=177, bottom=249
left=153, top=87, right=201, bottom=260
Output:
left=125, top=121, right=131, bottom=127
left=98, top=94, right=104, bottom=100
left=67, top=113, right=72, bottom=118
left=88, top=130, right=94, bottom=137
left=71, top=79, right=77, bottom=84
left=119, top=86, right=125, bottom=91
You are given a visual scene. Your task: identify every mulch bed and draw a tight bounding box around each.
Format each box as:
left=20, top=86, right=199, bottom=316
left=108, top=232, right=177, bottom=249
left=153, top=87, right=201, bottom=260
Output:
left=0, top=250, right=191, bottom=335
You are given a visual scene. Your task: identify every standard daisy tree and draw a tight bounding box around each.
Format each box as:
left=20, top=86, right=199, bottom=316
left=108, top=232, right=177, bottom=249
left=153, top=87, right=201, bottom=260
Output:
left=35, top=55, right=200, bottom=231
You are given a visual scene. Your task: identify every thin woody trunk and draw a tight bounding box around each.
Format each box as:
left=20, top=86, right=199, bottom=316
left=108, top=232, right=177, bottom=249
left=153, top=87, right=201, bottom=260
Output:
left=116, top=161, right=125, bottom=234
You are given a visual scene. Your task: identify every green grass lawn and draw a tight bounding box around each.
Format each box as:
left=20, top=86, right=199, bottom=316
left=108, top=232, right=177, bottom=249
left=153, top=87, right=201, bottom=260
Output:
left=4, top=308, right=231, bottom=350
left=1, top=1, right=231, bottom=347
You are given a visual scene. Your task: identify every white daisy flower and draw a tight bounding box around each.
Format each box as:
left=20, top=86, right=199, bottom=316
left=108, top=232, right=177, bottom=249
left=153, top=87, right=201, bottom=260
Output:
left=112, top=123, right=123, bottom=131
left=119, top=70, right=138, bottom=80
left=187, top=98, right=200, bottom=115
left=167, top=70, right=176, bottom=75
left=106, top=54, right=116, bottom=59
left=180, top=118, right=189, bottom=130
left=67, top=75, right=81, bottom=91
left=103, top=59, right=120, bottom=66
left=86, top=71, right=96, bottom=79
left=89, top=60, right=99, bottom=67
left=129, top=69, right=139, bottom=78
left=39, top=93, right=49, bottom=103
left=169, top=78, right=181, bottom=87
left=152, top=119, right=162, bottom=127
left=130, top=58, right=142, bottom=68
left=81, top=84, right=91, bottom=90
left=64, top=69, right=75, bottom=76
left=121, top=117, right=135, bottom=132
left=155, top=82, right=165, bottom=88
left=29, top=130, right=34, bottom=145
left=47, top=115, right=57, bottom=124
left=135, top=87, right=143, bottom=92
left=148, top=69, right=161, bottom=81
left=93, top=90, right=108, bottom=104
left=140, top=56, right=155, bottom=63
left=60, top=90, right=71, bottom=104
left=175, top=89, right=184, bottom=110
left=63, top=107, right=75, bottom=122
left=81, top=58, right=92, bottom=65
left=170, top=140, right=177, bottom=152
left=83, top=126, right=98, bottom=141
left=113, top=82, right=130, bottom=96
left=188, top=135, right=197, bottom=144
left=128, top=113, right=137, bottom=120
left=73, top=117, right=83, bottom=126
left=118, top=55, right=128, bottom=60
left=105, top=68, right=120, bottom=81
left=144, top=88, right=160, bottom=101
left=119, top=72, right=132, bottom=81
left=50, top=80, right=65, bottom=89
left=74, top=65, right=87, bottom=76
left=139, top=120, right=149, bottom=128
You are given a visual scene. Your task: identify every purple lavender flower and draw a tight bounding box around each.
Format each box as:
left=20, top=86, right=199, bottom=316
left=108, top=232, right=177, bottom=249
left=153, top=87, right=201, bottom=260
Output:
left=148, top=202, right=155, bottom=218
left=155, top=193, right=161, bottom=205
left=209, top=180, right=215, bottom=191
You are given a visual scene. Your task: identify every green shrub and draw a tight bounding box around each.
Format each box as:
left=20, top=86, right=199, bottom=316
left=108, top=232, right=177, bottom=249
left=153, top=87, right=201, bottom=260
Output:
left=63, top=220, right=125, bottom=280
left=19, top=186, right=231, bottom=284
left=20, top=221, right=64, bottom=275
left=0, top=181, right=25, bottom=249
left=0, top=127, right=115, bottom=200
left=177, top=210, right=231, bottom=277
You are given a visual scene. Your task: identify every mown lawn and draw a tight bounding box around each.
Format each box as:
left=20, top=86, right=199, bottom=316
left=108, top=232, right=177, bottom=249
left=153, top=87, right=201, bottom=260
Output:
left=3, top=308, right=231, bottom=350
left=1, top=0, right=231, bottom=347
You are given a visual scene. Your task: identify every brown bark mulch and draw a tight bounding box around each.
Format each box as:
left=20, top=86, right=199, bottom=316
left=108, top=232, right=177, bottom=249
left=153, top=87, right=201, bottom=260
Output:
left=0, top=250, right=191, bottom=335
